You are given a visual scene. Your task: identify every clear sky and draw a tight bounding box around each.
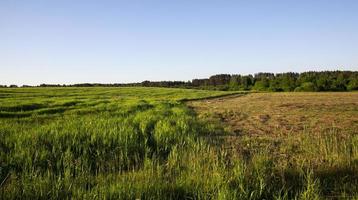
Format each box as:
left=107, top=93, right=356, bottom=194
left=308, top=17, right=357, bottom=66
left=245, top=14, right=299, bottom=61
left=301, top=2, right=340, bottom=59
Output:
left=1, top=0, right=358, bottom=85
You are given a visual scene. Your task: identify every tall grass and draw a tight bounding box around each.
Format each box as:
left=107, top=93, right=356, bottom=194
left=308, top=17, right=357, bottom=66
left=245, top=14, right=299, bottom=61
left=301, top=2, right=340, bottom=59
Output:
left=0, top=88, right=357, bottom=199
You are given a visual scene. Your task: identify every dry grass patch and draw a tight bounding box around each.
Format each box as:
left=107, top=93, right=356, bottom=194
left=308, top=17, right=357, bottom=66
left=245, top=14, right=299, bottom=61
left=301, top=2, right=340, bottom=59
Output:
left=189, top=92, right=358, bottom=136
left=189, top=92, right=358, bottom=197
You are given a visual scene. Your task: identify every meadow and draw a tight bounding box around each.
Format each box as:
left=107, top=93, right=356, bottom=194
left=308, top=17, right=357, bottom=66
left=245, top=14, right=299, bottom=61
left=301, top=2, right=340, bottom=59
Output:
left=0, top=88, right=357, bottom=199
left=189, top=92, right=358, bottom=199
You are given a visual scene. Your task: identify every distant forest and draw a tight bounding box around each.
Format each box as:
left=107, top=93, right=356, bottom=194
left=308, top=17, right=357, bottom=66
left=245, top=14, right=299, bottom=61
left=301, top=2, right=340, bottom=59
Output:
left=2, top=71, right=358, bottom=92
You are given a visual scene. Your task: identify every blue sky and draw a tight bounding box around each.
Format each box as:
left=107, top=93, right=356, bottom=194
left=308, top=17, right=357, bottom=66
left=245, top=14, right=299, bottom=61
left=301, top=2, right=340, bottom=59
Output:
left=1, top=0, right=358, bottom=85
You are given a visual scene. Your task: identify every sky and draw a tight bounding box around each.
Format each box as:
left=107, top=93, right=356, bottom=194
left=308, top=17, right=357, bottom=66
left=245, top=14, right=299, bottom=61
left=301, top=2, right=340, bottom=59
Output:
left=1, top=0, right=358, bottom=85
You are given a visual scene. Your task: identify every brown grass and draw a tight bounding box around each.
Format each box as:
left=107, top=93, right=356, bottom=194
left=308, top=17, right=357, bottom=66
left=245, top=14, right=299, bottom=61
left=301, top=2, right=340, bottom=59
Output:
left=189, top=92, right=358, bottom=137
left=188, top=92, right=358, bottom=197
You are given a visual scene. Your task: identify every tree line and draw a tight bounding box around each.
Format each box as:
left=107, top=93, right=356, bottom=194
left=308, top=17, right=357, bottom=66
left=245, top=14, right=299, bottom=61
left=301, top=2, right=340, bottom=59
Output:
left=192, top=71, right=358, bottom=91
left=1, top=71, right=357, bottom=91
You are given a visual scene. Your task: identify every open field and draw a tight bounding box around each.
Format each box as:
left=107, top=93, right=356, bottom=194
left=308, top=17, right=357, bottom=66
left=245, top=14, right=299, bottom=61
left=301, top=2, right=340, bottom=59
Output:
left=189, top=92, right=358, bottom=199
left=0, top=87, right=236, bottom=199
left=189, top=92, right=358, bottom=136
left=1, top=88, right=357, bottom=199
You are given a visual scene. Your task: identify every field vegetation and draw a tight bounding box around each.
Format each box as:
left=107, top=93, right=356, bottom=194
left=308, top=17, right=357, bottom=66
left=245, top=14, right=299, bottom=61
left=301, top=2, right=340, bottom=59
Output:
left=189, top=92, right=358, bottom=199
left=0, top=88, right=357, bottom=199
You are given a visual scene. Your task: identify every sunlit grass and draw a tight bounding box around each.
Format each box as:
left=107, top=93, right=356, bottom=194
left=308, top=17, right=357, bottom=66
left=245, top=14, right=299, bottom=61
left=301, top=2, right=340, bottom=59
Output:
left=0, top=88, right=357, bottom=199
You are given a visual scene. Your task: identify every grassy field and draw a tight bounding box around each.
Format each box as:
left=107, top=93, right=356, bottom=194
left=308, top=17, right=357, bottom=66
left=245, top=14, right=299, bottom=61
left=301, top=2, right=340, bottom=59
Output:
left=0, top=88, right=357, bottom=199
left=189, top=92, right=358, bottom=199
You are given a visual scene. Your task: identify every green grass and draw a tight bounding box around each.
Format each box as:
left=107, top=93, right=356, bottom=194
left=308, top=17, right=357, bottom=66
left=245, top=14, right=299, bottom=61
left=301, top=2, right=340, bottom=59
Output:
left=0, top=88, right=357, bottom=199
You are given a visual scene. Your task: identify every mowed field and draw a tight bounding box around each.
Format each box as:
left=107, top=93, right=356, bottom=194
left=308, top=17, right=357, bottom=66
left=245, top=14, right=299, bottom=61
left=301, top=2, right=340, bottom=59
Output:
left=189, top=92, right=358, bottom=136
left=0, top=88, right=357, bottom=199
left=189, top=92, right=358, bottom=199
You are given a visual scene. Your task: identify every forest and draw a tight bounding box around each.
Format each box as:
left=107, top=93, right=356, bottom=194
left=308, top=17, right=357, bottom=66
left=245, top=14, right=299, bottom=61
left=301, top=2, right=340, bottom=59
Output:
left=2, top=71, right=357, bottom=92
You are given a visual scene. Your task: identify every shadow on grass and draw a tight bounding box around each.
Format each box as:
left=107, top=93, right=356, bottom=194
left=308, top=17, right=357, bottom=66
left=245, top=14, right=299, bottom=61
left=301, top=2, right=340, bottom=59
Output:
left=0, top=103, right=46, bottom=112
